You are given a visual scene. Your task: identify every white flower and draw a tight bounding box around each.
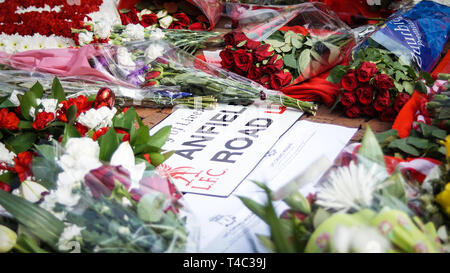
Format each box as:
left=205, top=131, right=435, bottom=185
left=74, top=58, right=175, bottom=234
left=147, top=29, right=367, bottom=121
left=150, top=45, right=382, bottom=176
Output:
left=332, top=225, right=391, bottom=253
left=59, top=137, right=102, bottom=175
left=156, top=10, right=168, bottom=19
left=0, top=225, right=17, bottom=253
left=123, top=24, right=145, bottom=40
left=19, top=181, right=49, bottom=203
left=144, top=43, right=165, bottom=64
left=316, top=162, right=380, bottom=212
left=110, top=141, right=146, bottom=189
left=138, top=9, right=153, bottom=20
left=0, top=143, right=15, bottom=165
left=78, top=31, right=94, bottom=45
left=58, top=224, right=84, bottom=252
left=158, top=15, right=173, bottom=29
left=116, top=47, right=136, bottom=69
left=94, top=20, right=112, bottom=40
left=77, top=106, right=117, bottom=130
left=36, top=98, right=59, bottom=115
left=148, top=28, right=165, bottom=41
left=8, top=90, right=22, bottom=106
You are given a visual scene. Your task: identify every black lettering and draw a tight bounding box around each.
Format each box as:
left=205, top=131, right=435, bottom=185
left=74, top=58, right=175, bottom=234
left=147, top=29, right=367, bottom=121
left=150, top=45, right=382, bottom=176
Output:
left=182, top=135, right=214, bottom=148
left=225, top=138, right=253, bottom=150
left=210, top=113, right=238, bottom=123
left=175, top=149, right=202, bottom=160
left=196, top=125, right=219, bottom=135
left=245, top=118, right=273, bottom=128
left=238, top=128, right=264, bottom=138
left=211, top=151, right=243, bottom=163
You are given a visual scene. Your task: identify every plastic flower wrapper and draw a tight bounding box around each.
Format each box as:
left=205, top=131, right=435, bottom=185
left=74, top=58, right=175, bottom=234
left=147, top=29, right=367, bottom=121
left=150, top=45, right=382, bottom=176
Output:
left=0, top=137, right=199, bottom=253
left=87, top=39, right=318, bottom=114
left=223, top=2, right=355, bottom=84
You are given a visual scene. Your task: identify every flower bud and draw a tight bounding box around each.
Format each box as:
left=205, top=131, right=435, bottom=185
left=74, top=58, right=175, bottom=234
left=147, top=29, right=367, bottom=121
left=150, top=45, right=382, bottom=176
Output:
left=94, top=87, right=115, bottom=109
left=20, top=181, right=49, bottom=203
left=0, top=225, right=17, bottom=253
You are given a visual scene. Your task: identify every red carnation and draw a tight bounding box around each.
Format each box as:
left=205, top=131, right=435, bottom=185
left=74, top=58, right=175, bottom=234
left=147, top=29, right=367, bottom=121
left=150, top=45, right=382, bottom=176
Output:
left=0, top=108, right=20, bottom=131
left=14, top=151, right=33, bottom=182
left=0, top=182, right=10, bottom=192
left=32, top=111, right=54, bottom=130
left=232, top=49, right=253, bottom=72
left=173, top=12, right=190, bottom=27
left=253, top=44, right=273, bottom=62
left=74, top=122, right=88, bottom=136
left=115, top=129, right=130, bottom=142
left=357, top=62, right=378, bottom=83
left=341, top=72, right=358, bottom=91
left=379, top=107, right=397, bottom=122
left=92, top=127, right=109, bottom=141
left=374, top=90, right=391, bottom=112
left=188, top=22, right=205, bottom=31
left=340, top=91, right=357, bottom=107
left=374, top=74, right=394, bottom=91
left=219, top=49, right=234, bottom=70
left=269, top=71, right=292, bottom=90
left=345, top=104, right=362, bottom=118
left=223, top=32, right=247, bottom=47
left=140, top=13, right=157, bottom=28
left=356, top=84, right=374, bottom=105
left=393, top=93, right=411, bottom=112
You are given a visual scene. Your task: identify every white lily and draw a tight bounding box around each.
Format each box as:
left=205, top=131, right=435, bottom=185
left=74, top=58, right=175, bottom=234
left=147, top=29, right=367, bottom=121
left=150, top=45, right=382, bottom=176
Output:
left=110, top=141, right=146, bottom=189
left=0, top=225, right=17, bottom=253
left=20, top=181, right=49, bottom=203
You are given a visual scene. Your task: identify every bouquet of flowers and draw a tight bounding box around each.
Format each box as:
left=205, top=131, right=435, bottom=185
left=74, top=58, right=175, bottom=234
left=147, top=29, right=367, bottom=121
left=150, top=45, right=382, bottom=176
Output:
left=240, top=127, right=446, bottom=253
left=0, top=80, right=194, bottom=253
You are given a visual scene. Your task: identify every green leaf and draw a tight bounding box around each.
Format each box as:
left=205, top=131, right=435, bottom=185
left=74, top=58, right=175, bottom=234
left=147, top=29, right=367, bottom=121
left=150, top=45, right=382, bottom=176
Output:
left=388, top=139, right=420, bottom=156
left=66, top=104, right=78, bottom=125
left=32, top=156, right=62, bottom=190
left=415, top=81, right=427, bottom=94
left=19, top=91, right=38, bottom=121
left=358, top=126, right=386, bottom=169
left=239, top=196, right=268, bottom=223
left=18, top=121, right=33, bottom=129
left=99, top=127, right=120, bottom=161
left=313, top=208, right=331, bottom=229
left=283, top=54, right=298, bottom=69
left=34, top=144, right=59, bottom=161
left=403, top=81, right=414, bottom=95
left=291, top=37, right=302, bottom=49
left=0, top=98, right=18, bottom=109
left=381, top=171, right=407, bottom=203
left=265, top=39, right=285, bottom=48
left=297, top=49, right=311, bottom=76
left=29, top=81, right=44, bottom=99
left=256, top=235, right=276, bottom=253
left=51, top=77, right=66, bottom=102
left=137, top=193, right=165, bottom=223
left=283, top=191, right=310, bottom=214
left=420, top=71, right=434, bottom=86
left=431, top=127, right=447, bottom=140
left=0, top=190, right=64, bottom=248
left=113, top=108, right=137, bottom=130
left=236, top=40, right=247, bottom=48
left=280, top=44, right=292, bottom=53
left=148, top=125, right=171, bottom=149
left=406, top=136, right=429, bottom=149
left=5, top=132, right=36, bottom=154
left=327, top=65, right=348, bottom=84
left=16, top=232, right=49, bottom=253
left=61, top=124, right=81, bottom=146
left=376, top=129, right=399, bottom=144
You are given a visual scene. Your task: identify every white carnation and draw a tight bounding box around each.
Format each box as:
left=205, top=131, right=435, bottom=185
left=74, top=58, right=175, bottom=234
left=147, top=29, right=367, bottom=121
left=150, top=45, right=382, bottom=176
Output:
left=77, top=106, right=117, bottom=130
left=0, top=143, right=15, bottom=165
left=144, top=43, right=165, bottom=64
left=116, top=47, right=136, bottom=69
left=94, top=20, right=112, bottom=40
left=149, top=28, right=165, bottom=41
left=158, top=16, right=173, bottom=29
left=58, top=224, right=84, bottom=252
left=123, top=24, right=145, bottom=40
left=36, top=98, right=59, bottom=114
left=78, top=31, right=94, bottom=45
left=156, top=10, right=168, bottom=18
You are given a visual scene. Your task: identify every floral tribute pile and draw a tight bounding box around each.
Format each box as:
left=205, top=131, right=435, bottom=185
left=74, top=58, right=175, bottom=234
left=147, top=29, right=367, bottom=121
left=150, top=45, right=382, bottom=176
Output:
left=0, top=78, right=188, bottom=253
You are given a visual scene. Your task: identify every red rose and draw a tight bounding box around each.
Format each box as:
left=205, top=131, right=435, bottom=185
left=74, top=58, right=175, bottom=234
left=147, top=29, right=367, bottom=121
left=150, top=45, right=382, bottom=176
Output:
left=130, top=175, right=182, bottom=210
left=92, top=127, right=109, bottom=141
left=345, top=104, right=362, bottom=118
left=173, top=12, right=190, bottom=27
left=340, top=91, right=357, bottom=107
left=374, top=90, right=391, bottom=112
left=245, top=39, right=261, bottom=50
left=145, top=71, right=161, bottom=80
left=168, top=23, right=184, bottom=30
left=74, top=122, right=88, bottom=136
left=379, top=107, right=397, bottom=122
left=341, top=72, right=358, bottom=91
left=356, top=62, right=378, bottom=83
left=0, top=182, right=10, bottom=192
left=393, top=93, right=411, bottom=112
left=129, top=8, right=140, bottom=24
left=188, top=22, right=205, bottom=31
left=223, top=31, right=247, bottom=47
left=362, top=104, right=376, bottom=117
left=356, top=84, right=374, bottom=105
left=219, top=49, right=234, bottom=69
left=14, top=151, right=33, bottom=182
left=32, top=112, right=54, bottom=130
left=263, top=55, right=284, bottom=74
left=374, top=74, right=394, bottom=91
left=94, top=88, right=115, bottom=109
left=269, top=71, right=292, bottom=90
left=119, top=12, right=133, bottom=25
left=85, top=165, right=131, bottom=199
left=232, top=49, right=253, bottom=72
left=253, top=44, right=273, bottom=62
left=115, top=128, right=130, bottom=142
left=258, top=75, right=271, bottom=88
left=142, top=80, right=158, bottom=87
left=248, top=65, right=263, bottom=80
left=140, top=13, right=157, bottom=28
left=0, top=108, right=19, bottom=130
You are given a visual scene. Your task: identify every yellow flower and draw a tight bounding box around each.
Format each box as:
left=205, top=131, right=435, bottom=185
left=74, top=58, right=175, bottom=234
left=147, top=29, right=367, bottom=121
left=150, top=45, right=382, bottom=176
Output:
left=436, top=183, right=450, bottom=216
left=440, top=135, right=450, bottom=159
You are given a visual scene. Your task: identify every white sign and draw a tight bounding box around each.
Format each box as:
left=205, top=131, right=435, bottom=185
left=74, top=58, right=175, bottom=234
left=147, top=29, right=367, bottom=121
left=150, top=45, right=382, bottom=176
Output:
left=150, top=104, right=303, bottom=197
